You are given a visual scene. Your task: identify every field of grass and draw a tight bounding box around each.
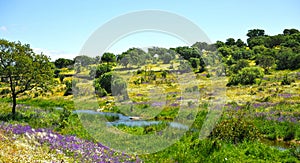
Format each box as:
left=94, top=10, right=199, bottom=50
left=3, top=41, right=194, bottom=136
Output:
left=0, top=59, right=299, bottom=162
left=0, top=48, right=300, bottom=162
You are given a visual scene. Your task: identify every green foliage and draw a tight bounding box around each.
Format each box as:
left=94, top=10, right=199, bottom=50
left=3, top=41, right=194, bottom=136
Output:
left=59, top=74, right=65, bottom=83
left=54, top=69, right=61, bottom=78
left=225, top=38, right=235, bottom=46
left=94, top=72, right=112, bottom=93
left=230, top=59, right=249, bottom=74
left=111, top=76, right=128, bottom=99
left=89, top=64, right=112, bottom=78
left=247, top=29, right=265, bottom=38
left=276, top=48, right=300, bottom=70
left=101, top=52, right=116, bottom=63
left=94, top=72, right=127, bottom=97
left=0, top=39, right=54, bottom=114
left=73, top=55, right=95, bottom=66
left=256, top=54, right=275, bottom=73
left=236, top=39, right=246, bottom=47
left=218, top=46, right=232, bottom=57
left=63, top=80, right=73, bottom=96
left=189, top=57, right=200, bottom=69
left=227, top=67, right=264, bottom=86
left=175, top=46, right=201, bottom=60
left=210, top=114, right=261, bottom=143
left=54, top=58, right=74, bottom=69
left=283, top=28, right=299, bottom=35
left=281, top=74, right=295, bottom=85
left=159, top=53, right=173, bottom=64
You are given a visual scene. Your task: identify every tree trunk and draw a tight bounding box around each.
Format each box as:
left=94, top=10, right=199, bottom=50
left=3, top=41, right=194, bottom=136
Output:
left=12, top=93, right=17, bottom=115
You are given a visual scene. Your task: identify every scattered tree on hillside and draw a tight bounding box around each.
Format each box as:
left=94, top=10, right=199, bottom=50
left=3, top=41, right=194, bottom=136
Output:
left=101, top=52, right=116, bottom=64
left=255, top=54, right=275, bottom=74
left=54, top=58, right=74, bottom=69
left=0, top=39, right=54, bottom=115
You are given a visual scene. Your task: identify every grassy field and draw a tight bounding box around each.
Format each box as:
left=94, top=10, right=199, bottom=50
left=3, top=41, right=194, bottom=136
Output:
left=0, top=58, right=300, bottom=162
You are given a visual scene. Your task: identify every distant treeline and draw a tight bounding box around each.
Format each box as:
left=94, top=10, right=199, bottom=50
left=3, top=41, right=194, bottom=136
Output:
left=54, top=28, right=300, bottom=72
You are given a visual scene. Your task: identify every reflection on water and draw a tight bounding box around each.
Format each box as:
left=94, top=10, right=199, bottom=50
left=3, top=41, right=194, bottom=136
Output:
left=74, top=110, right=189, bottom=130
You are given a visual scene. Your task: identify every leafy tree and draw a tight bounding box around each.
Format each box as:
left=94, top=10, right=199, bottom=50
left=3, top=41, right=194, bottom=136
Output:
left=246, top=29, right=266, bottom=48
left=111, top=76, right=128, bottom=100
left=192, top=42, right=216, bottom=51
left=97, top=72, right=113, bottom=94
left=225, top=38, right=236, bottom=46
left=283, top=28, right=299, bottom=35
left=218, top=47, right=232, bottom=57
left=230, top=59, right=249, bottom=74
left=236, top=39, right=246, bottom=47
left=276, top=48, right=300, bottom=70
left=54, top=58, right=74, bottom=68
left=74, top=55, right=95, bottom=66
left=175, top=46, right=201, bottom=60
left=0, top=39, right=54, bottom=115
left=89, top=64, right=112, bottom=78
left=255, top=55, right=275, bottom=74
left=227, top=67, right=264, bottom=86
left=215, top=40, right=225, bottom=48
left=246, top=29, right=265, bottom=38
left=159, top=53, right=173, bottom=64
left=101, top=52, right=116, bottom=64
left=264, top=35, right=285, bottom=48
left=148, top=47, right=167, bottom=56
left=252, top=45, right=267, bottom=55
left=247, top=36, right=266, bottom=48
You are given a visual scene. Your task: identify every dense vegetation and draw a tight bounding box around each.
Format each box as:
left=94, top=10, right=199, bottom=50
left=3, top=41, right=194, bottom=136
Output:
left=0, top=28, right=300, bottom=162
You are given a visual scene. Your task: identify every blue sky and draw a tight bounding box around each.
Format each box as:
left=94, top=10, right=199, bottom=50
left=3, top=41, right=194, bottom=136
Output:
left=0, top=0, right=299, bottom=60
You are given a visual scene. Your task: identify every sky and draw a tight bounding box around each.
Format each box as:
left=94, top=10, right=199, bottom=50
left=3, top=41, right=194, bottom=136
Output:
left=0, top=0, right=299, bottom=61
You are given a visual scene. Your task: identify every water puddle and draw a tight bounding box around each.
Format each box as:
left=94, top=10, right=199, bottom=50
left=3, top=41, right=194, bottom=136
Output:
left=73, top=110, right=189, bottom=130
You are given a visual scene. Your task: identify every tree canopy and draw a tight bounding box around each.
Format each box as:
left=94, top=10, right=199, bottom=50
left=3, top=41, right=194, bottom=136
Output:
left=0, top=39, right=54, bottom=115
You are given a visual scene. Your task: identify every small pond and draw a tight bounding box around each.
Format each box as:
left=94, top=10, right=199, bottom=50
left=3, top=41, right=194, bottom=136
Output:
left=73, top=110, right=189, bottom=130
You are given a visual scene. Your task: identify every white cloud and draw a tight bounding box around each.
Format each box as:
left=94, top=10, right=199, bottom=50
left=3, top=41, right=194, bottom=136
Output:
left=0, top=26, right=7, bottom=32
left=33, top=48, right=76, bottom=61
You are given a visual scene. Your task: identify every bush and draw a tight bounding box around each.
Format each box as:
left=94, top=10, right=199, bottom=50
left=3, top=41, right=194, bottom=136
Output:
left=230, top=59, right=249, bottom=74
left=89, top=64, right=112, bottom=78
left=210, top=115, right=260, bottom=143
left=227, top=67, right=264, bottom=86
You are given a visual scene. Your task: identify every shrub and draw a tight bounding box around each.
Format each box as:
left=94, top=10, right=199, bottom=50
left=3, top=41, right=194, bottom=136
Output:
left=210, top=112, right=260, bottom=143
left=89, top=64, right=112, bottom=78
left=227, top=67, right=264, bottom=86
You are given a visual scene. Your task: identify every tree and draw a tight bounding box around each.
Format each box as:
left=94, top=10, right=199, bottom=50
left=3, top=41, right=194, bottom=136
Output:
left=247, top=36, right=265, bottom=48
left=215, top=41, right=225, bottom=48
left=246, top=29, right=265, bottom=38
left=218, top=47, right=232, bottom=57
left=283, top=28, right=299, bottom=35
left=0, top=39, right=54, bottom=115
left=276, top=48, right=300, bottom=70
left=227, top=67, right=264, bottom=86
left=230, top=59, right=249, bottom=74
left=159, top=53, right=173, bottom=64
left=225, top=38, right=236, bottom=46
left=54, top=58, right=74, bottom=69
left=97, top=72, right=113, bottom=94
left=101, top=52, right=116, bottom=64
left=74, top=55, right=95, bottom=66
left=236, top=39, right=246, bottom=47
left=255, top=55, right=275, bottom=74
left=89, top=64, right=112, bottom=78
